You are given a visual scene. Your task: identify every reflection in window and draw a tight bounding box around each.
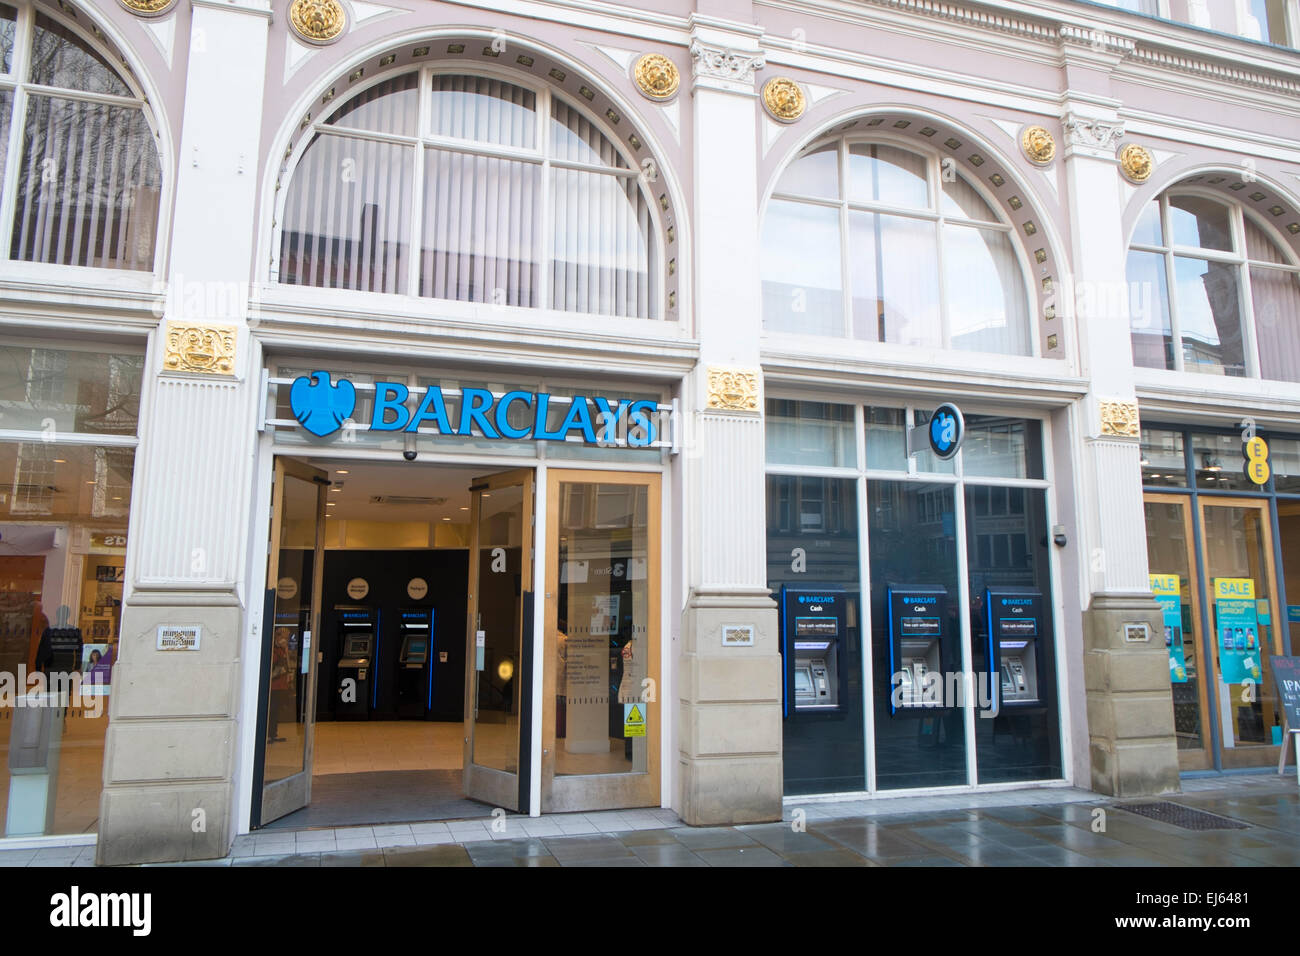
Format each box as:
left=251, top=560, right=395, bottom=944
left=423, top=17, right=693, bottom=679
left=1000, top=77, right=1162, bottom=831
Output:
left=1128, top=192, right=1300, bottom=381
left=279, top=71, right=659, bottom=319
left=763, top=138, right=1031, bottom=355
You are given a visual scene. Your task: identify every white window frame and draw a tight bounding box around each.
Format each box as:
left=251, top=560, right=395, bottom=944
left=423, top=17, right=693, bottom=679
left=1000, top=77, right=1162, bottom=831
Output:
left=270, top=62, right=666, bottom=322
left=763, top=131, right=1039, bottom=357
left=0, top=2, right=161, bottom=274
left=1128, top=188, right=1300, bottom=379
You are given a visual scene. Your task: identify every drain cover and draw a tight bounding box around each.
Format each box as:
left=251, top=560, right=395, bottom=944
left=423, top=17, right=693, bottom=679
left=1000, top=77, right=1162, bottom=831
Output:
left=1116, top=801, right=1249, bottom=830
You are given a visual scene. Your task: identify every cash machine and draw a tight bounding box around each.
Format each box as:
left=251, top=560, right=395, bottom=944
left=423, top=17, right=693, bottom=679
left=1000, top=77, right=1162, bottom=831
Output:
left=395, top=607, right=434, bottom=719
left=334, top=604, right=377, bottom=719
left=984, top=587, right=1043, bottom=709
left=887, top=586, right=949, bottom=713
left=779, top=587, right=853, bottom=717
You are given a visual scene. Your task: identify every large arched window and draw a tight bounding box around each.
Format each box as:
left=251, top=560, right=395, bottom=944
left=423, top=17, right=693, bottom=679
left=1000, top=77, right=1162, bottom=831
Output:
left=0, top=4, right=161, bottom=270
left=1127, top=192, right=1300, bottom=382
left=277, top=70, right=660, bottom=319
left=761, top=138, right=1031, bottom=355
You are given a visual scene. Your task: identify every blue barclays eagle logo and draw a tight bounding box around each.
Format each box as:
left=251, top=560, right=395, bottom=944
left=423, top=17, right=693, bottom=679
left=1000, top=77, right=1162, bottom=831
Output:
left=290, top=371, right=356, bottom=438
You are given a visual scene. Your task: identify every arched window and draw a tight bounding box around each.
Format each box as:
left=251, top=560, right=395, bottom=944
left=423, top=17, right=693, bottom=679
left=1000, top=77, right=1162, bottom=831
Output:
left=277, top=70, right=661, bottom=319
left=0, top=4, right=161, bottom=270
left=761, top=138, right=1031, bottom=355
left=1127, top=193, right=1300, bottom=381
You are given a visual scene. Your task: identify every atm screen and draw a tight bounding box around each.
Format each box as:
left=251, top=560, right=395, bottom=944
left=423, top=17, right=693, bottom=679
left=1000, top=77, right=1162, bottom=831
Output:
left=345, top=637, right=371, bottom=656
left=407, top=640, right=427, bottom=656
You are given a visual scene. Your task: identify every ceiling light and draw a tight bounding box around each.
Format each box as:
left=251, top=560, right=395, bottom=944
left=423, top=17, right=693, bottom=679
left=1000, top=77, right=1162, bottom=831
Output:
left=459, top=506, right=468, bottom=511
left=336, top=470, right=349, bottom=475
left=53, top=458, right=66, bottom=463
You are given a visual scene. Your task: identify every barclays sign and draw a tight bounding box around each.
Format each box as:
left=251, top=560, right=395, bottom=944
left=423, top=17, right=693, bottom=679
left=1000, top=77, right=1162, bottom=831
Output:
left=284, top=371, right=667, bottom=448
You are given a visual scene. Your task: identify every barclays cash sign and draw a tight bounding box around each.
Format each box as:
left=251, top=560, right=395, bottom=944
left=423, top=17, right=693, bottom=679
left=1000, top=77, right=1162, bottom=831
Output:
left=288, top=371, right=664, bottom=447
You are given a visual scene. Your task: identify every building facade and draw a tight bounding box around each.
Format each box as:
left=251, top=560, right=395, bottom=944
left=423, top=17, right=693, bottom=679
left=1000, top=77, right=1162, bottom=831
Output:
left=0, top=0, right=1297, bottom=864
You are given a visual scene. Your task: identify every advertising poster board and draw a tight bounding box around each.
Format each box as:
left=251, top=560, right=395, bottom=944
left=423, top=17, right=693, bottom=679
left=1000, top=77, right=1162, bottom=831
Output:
left=1150, top=573, right=1187, bottom=683
left=1213, top=578, right=1263, bottom=685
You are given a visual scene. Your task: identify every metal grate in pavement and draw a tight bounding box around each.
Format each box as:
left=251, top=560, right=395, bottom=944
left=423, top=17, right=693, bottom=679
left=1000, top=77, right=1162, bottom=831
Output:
left=1115, top=801, right=1249, bottom=830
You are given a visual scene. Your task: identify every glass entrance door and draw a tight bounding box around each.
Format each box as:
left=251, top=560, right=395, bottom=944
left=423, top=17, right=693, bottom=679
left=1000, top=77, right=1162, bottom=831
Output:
left=1198, top=497, right=1283, bottom=767
left=463, top=469, right=534, bottom=812
left=543, top=470, right=660, bottom=812
left=255, top=458, right=327, bottom=826
left=1144, top=494, right=1213, bottom=770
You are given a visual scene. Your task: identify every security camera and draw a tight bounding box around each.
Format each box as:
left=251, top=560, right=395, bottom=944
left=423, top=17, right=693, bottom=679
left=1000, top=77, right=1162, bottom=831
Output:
left=403, top=449, right=417, bottom=461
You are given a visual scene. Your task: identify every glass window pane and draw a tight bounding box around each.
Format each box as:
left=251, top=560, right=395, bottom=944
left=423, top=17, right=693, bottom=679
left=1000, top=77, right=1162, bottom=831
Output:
left=1243, top=215, right=1290, bottom=264
left=0, top=346, right=142, bottom=435
left=550, top=168, right=655, bottom=317
left=11, top=96, right=161, bottom=270
left=554, top=482, right=651, bottom=778
left=962, top=416, right=1043, bottom=479
left=476, top=482, right=526, bottom=773
left=969, top=486, right=1061, bottom=782
left=940, top=173, right=996, bottom=222
left=864, top=406, right=907, bottom=470
left=325, top=73, right=419, bottom=136
left=0, top=4, right=15, bottom=73
left=1174, top=257, right=1246, bottom=376
left=773, top=142, right=838, bottom=200
left=279, top=133, right=413, bottom=294
left=765, top=399, right=855, bottom=468
left=766, top=476, right=864, bottom=794
left=0, top=88, right=13, bottom=216
left=1192, top=432, right=1254, bottom=492
left=420, top=149, right=539, bottom=306
left=1169, top=195, right=1234, bottom=252
left=869, top=480, right=966, bottom=789
left=848, top=143, right=928, bottom=209
left=1127, top=249, right=1174, bottom=370
left=428, top=75, right=535, bottom=149
left=0, top=443, right=131, bottom=835
left=1131, top=200, right=1163, bottom=247
left=1143, top=499, right=1206, bottom=753
left=761, top=199, right=843, bottom=336
left=1273, top=438, right=1300, bottom=493
left=1249, top=266, right=1300, bottom=383
left=550, top=98, right=628, bottom=168
left=29, top=13, right=130, bottom=95
left=943, top=225, right=1029, bottom=355
left=1141, top=427, right=1187, bottom=487
left=851, top=213, right=941, bottom=345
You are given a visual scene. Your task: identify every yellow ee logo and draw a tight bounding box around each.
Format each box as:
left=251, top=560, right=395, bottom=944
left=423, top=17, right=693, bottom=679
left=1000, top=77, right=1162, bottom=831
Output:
left=1243, top=437, right=1269, bottom=486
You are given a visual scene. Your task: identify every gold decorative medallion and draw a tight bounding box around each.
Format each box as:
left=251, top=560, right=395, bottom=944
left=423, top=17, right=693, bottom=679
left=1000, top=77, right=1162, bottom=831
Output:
left=164, top=323, right=237, bottom=376
left=633, top=53, right=680, bottom=101
left=288, top=0, right=347, bottom=46
left=1119, top=143, right=1154, bottom=184
left=1021, top=125, right=1056, bottom=166
left=116, top=0, right=178, bottom=17
left=706, top=367, right=759, bottom=412
left=1099, top=400, right=1140, bottom=437
left=761, top=77, right=806, bottom=123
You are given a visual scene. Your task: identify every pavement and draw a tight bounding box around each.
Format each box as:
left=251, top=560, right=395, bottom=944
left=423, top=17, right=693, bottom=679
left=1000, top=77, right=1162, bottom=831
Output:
left=2, top=772, right=1298, bottom=867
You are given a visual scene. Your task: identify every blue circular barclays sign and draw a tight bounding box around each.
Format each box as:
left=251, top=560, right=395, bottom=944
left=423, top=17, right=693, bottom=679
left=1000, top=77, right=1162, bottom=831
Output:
left=927, top=403, right=965, bottom=460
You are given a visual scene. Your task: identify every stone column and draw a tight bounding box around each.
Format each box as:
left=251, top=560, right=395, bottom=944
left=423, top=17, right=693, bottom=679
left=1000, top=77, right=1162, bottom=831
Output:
left=676, top=14, right=783, bottom=826
left=1058, top=38, right=1179, bottom=797
left=97, top=0, right=272, bottom=865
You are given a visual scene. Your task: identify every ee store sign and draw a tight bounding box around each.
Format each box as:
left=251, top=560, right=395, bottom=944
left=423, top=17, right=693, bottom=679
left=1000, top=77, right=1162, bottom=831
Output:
left=288, top=371, right=664, bottom=448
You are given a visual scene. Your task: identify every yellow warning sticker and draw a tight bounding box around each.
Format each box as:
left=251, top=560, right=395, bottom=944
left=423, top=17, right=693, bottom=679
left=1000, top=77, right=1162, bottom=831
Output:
left=623, top=702, right=646, bottom=738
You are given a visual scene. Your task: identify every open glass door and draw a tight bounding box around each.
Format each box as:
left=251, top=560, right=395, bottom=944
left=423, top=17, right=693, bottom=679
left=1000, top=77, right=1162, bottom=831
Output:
left=543, top=471, right=660, bottom=812
left=463, top=469, right=534, bottom=812
left=253, top=458, right=328, bottom=826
